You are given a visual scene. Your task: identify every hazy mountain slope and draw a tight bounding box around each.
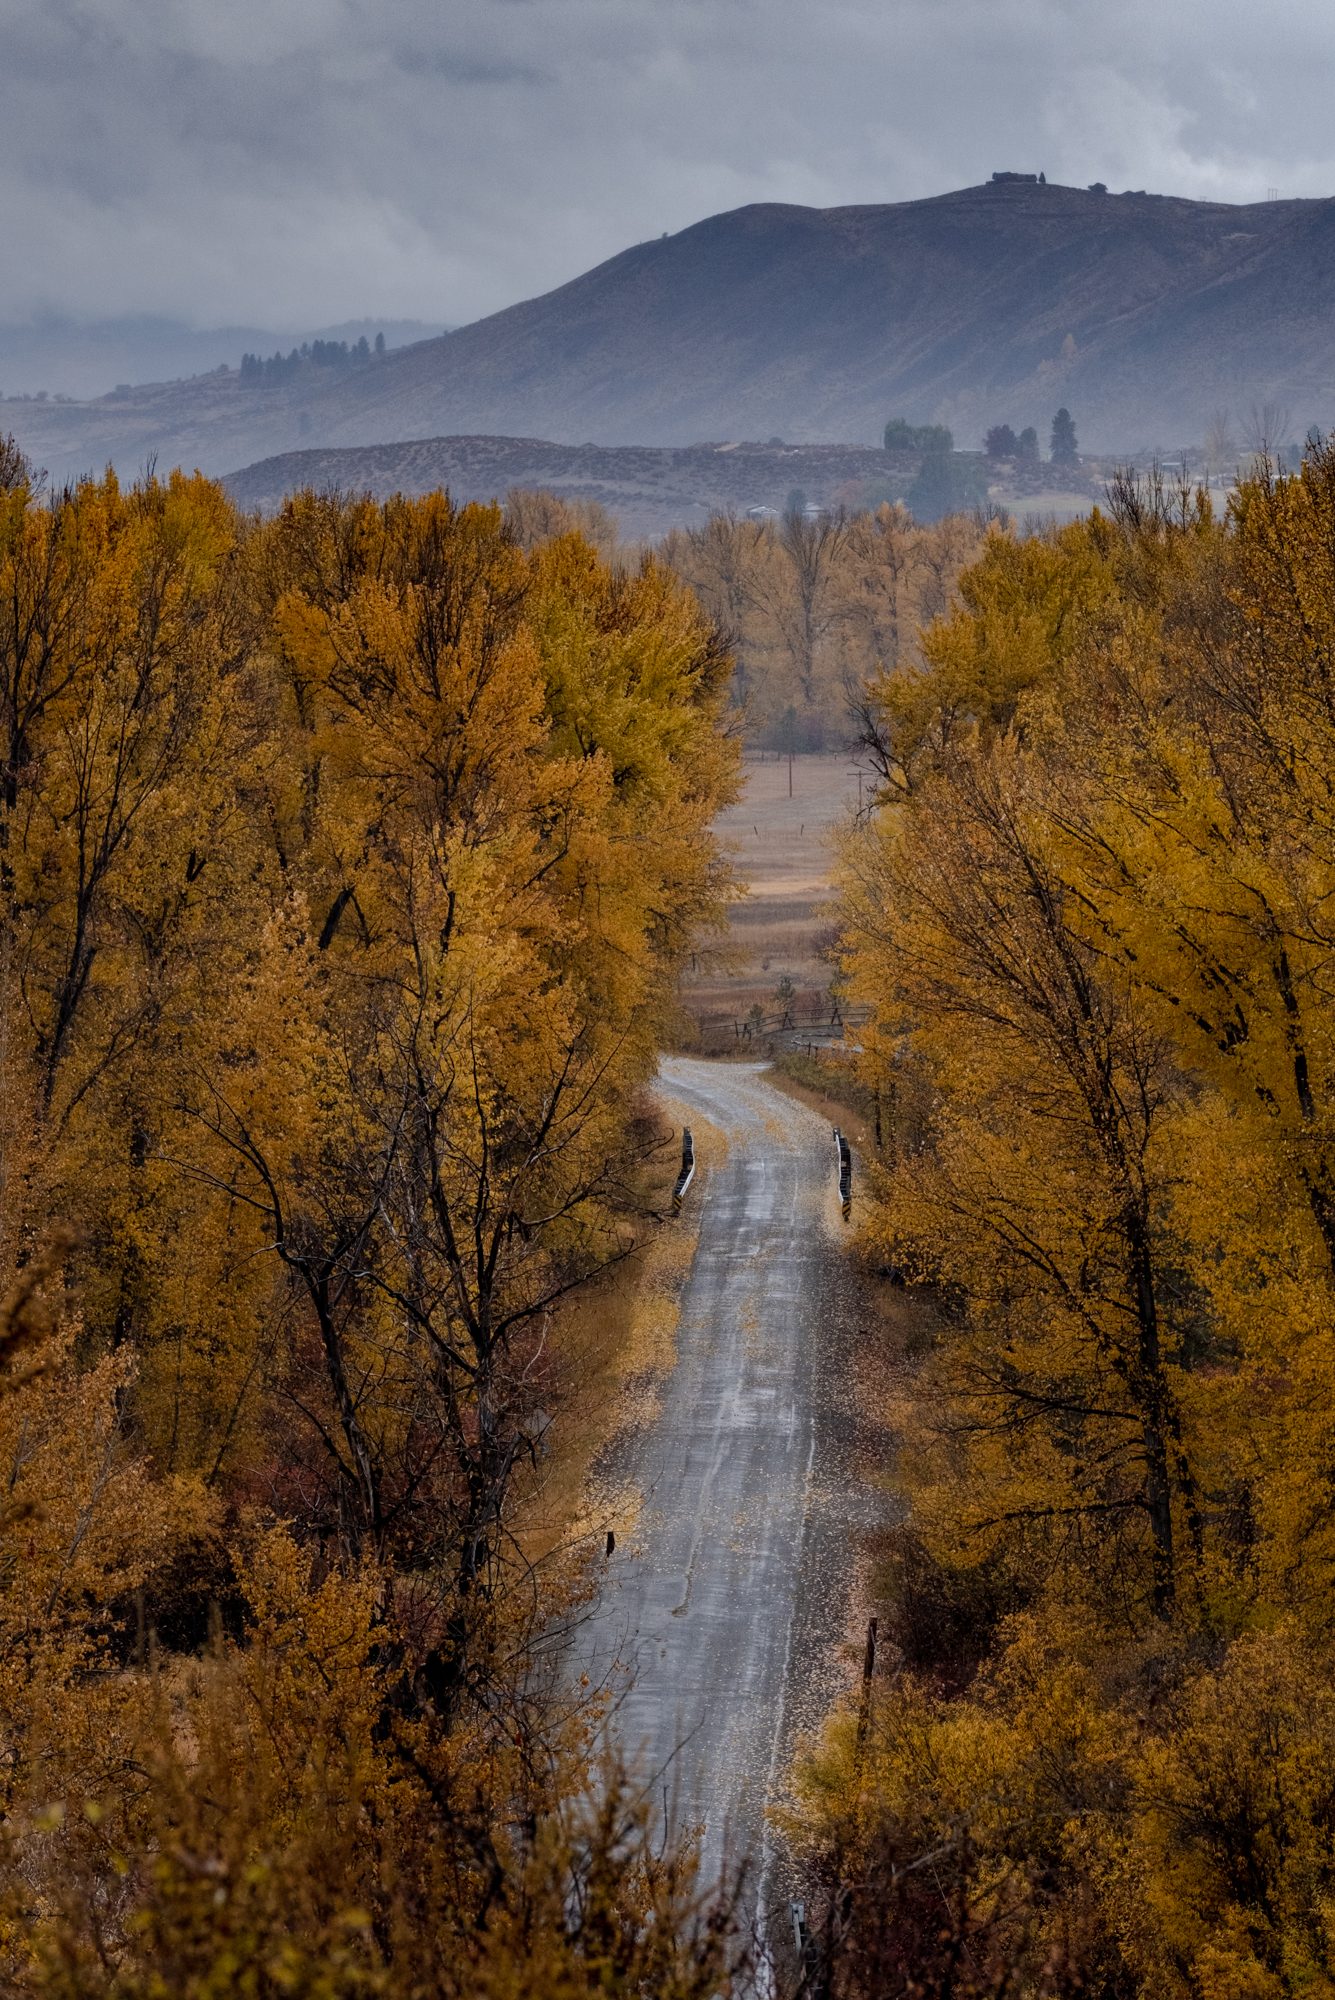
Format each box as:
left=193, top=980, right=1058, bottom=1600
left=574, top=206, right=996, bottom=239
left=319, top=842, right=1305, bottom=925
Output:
left=7, top=181, right=1335, bottom=480
left=295, top=181, right=1335, bottom=451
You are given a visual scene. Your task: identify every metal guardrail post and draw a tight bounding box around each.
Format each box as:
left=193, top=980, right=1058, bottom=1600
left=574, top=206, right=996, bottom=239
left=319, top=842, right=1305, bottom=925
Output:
left=671, top=1127, right=695, bottom=1214
left=832, top=1128, right=852, bottom=1220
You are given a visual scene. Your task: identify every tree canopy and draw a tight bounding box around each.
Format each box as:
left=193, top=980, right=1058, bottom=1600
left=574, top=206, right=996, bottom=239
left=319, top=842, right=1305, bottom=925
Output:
left=984, top=423, right=1018, bottom=459
left=798, top=446, right=1335, bottom=1995
left=0, top=451, right=746, bottom=1992
left=884, top=417, right=954, bottom=454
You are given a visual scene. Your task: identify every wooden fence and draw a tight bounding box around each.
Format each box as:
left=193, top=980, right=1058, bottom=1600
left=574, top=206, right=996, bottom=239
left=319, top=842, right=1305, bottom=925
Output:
left=683, top=1001, right=870, bottom=1056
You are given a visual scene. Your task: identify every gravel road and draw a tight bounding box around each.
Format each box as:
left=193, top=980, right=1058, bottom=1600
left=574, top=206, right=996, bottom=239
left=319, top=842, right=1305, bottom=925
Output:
left=578, top=1056, right=872, bottom=1961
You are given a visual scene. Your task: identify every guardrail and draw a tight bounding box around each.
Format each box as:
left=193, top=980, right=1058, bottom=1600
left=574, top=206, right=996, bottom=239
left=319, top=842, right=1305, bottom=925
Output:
left=671, top=1127, right=696, bottom=1214
left=833, top=1127, right=852, bottom=1220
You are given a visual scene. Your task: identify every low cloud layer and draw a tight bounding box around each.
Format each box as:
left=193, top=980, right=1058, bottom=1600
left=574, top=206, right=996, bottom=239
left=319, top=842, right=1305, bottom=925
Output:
left=3, top=0, right=1330, bottom=330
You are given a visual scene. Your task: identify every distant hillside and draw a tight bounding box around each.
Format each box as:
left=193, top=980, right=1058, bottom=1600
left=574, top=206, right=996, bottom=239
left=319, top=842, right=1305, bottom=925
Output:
left=7, top=181, right=1335, bottom=479
left=0, top=316, right=442, bottom=403
left=223, top=434, right=959, bottom=538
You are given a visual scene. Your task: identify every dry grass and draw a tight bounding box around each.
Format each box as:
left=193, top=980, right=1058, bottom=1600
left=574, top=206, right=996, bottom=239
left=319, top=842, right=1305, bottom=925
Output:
left=682, top=752, right=863, bottom=1041
left=765, top=1059, right=876, bottom=1156
left=516, top=1101, right=728, bottom=1567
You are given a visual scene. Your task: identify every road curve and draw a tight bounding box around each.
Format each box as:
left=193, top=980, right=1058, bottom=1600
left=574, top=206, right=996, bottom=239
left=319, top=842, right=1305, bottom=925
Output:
left=579, top=1056, right=865, bottom=1946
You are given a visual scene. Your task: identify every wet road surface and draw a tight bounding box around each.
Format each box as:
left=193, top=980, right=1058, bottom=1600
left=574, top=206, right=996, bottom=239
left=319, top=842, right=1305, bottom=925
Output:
left=578, top=1057, right=870, bottom=1955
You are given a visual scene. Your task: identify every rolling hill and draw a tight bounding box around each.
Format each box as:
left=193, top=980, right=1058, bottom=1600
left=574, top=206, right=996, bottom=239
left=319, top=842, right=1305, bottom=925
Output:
left=6, top=179, right=1335, bottom=484
left=221, top=435, right=957, bottom=538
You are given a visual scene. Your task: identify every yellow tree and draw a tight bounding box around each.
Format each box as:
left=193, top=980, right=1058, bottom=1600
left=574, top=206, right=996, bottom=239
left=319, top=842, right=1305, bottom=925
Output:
left=0, top=454, right=752, bottom=1992
left=818, top=452, right=1335, bottom=1993
left=845, top=730, right=1203, bottom=1621
left=168, top=494, right=737, bottom=1693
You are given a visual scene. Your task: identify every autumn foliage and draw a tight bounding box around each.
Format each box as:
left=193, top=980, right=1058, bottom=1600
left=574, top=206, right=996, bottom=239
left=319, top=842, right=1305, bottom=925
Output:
left=0, top=452, right=745, bottom=1992
left=798, top=449, right=1335, bottom=1996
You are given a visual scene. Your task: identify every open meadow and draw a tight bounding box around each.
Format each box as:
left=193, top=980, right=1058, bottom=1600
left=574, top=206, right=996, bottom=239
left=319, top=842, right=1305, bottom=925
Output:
left=680, top=751, right=864, bottom=1049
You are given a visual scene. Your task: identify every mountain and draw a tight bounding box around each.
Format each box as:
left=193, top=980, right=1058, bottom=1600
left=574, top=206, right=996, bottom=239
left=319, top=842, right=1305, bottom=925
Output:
left=7, top=181, right=1335, bottom=482
left=298, top=181, right=1335, bottom=453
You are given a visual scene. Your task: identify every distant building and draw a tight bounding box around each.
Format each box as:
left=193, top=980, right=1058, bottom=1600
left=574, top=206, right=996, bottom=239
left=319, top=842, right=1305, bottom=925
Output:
left=746, top=505, right=779, bottom=520
left=991, top=171, right=1038, bottom=185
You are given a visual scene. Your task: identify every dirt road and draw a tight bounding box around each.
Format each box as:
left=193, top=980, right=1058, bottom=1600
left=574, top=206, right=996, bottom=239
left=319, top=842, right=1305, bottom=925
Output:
left=579, top=1056, right=871, bottom=1952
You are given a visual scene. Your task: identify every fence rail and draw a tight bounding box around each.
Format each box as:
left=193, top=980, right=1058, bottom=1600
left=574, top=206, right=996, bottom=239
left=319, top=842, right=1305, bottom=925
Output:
left=684, top=1001, right=871, bottom=1056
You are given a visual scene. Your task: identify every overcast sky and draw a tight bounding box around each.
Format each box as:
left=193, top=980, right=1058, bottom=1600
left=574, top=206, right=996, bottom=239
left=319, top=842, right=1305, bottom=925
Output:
left=4, top=0, right=1332, bottom=331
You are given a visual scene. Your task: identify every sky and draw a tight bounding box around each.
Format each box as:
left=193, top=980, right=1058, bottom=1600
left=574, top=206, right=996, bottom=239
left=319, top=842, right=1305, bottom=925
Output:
left=3, top=0, right=1332, bottom=332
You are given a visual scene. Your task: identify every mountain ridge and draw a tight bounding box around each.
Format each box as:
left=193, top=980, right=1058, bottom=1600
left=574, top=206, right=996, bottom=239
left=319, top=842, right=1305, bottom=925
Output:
left=289, top=180, right=1335, bottom=450
left=4, top=181, right=1333, bottom=481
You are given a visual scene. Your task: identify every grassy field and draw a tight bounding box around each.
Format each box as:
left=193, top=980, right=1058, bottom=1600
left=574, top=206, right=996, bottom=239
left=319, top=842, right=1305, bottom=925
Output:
left=681, top=751, right=864, bottom=1048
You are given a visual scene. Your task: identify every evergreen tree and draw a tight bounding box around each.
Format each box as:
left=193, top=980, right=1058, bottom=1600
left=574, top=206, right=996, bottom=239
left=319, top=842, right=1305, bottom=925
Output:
left=1050, top=406, right=1078, bottom=465
left=906, top=440, right=985, bottom=523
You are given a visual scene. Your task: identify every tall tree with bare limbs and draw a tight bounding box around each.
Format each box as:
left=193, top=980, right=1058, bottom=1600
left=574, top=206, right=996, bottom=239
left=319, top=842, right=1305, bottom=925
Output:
left=770, top=503, right=849, bottom=705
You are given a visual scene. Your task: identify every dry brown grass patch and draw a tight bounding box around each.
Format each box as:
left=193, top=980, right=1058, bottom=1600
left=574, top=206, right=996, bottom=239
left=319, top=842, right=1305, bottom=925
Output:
left=516, top=1099, right=727, bottom=1568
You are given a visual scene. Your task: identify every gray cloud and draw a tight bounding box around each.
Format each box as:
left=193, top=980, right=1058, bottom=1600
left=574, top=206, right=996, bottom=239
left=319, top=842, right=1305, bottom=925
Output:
left=1, top=0, right=1330, bottom=330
